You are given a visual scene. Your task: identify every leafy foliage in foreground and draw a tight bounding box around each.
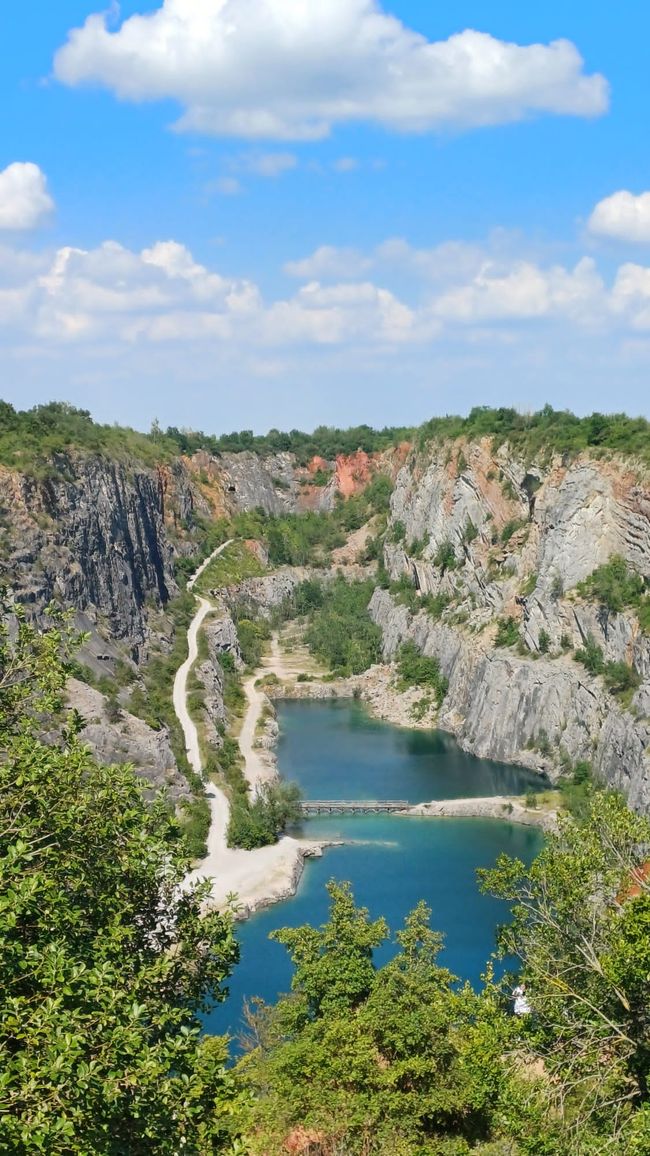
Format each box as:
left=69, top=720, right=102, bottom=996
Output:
left=237, top=884, right=542, bottom=1155
left=0, top=601, right=243, bottom=1153
left=481, top=792, right=650, bottom=1155
left=239, top=795, right=650, bottom=1156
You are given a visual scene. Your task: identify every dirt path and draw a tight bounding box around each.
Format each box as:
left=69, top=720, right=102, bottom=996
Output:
left=173, top=540, right=233, bottom=851
left=175, top=557, right=328, bottom=915
left=239, top=672, right=275, bottom=797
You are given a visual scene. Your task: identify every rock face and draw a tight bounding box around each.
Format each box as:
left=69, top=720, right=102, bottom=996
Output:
left=0, top=455, right=181, bottom=658
left=67, top=678, right=191, bottom=804
left=194, top=612, right=243, bottom=747
left=373, top=440, right=650, bottom=812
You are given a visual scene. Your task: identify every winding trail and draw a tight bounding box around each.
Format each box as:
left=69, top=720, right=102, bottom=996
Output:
left=239, top=673, right=275, bottom=798
left=176, top=546, right=327, bottom=915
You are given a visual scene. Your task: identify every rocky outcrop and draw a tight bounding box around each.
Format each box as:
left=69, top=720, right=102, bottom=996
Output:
left=0, top=455, right=182, bottom=658
left=372, top=437, right=650, bottom=812
left=67, top=677, right=191, bottom=804
left=217, top=451, right=302, bottom=514
left=226, top=569, right=306, bottom=618
left=194, top=612, right=243, bottom=747
left=369, top=588, right=650, bottom=812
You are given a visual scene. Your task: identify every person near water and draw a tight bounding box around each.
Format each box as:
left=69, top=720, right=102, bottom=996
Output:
left=512, top=982, right=531, bottom=1016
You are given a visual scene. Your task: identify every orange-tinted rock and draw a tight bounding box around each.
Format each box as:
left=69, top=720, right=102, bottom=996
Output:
left=307, top=455, right=330, bottom=475
left=335, top=449, right=373, bottom=497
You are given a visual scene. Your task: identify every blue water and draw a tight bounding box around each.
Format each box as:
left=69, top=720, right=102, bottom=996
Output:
left=204, top=700, right=543, bottom=1045
left=277, top=699, right=544, bottom=802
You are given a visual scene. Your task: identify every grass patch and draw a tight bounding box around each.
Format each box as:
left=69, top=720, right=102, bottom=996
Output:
left=194, top=541, right=265, bottom=595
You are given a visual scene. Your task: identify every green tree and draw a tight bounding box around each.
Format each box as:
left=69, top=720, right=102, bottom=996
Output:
left=237, top=884, right=548, bottom=1156
left=0, top=602, right=244, bottom=1153
left=434, top=539, right=458, bottom=572
left=480, top=793, right=650, bottom=1152
left=302, top=577, right=382, bottom=675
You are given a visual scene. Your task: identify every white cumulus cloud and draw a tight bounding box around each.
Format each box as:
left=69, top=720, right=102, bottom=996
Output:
left=588, top=190, right=650, bottom=243
left=431, top=258, right=605, bottom=324
left=0, top=163, right=54, bottom=230
left=54, top=0, right=608, bottom=140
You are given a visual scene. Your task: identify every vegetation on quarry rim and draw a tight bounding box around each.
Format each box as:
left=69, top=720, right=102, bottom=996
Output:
left=5, top=398, right=650, bottom=473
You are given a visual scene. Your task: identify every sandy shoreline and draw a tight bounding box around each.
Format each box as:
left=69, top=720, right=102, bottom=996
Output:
left=402, top=795, right=557, bottom=832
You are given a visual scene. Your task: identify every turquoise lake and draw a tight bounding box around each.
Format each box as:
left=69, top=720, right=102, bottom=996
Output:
left=204, top=700, right=544, bottom=1045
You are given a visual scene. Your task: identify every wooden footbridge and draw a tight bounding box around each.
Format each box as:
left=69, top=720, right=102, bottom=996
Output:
left=301, top=800, right=409, bottom=815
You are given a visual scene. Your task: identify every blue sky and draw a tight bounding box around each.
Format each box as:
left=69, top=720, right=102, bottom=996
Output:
left=2, top=1, right=650, bottom=434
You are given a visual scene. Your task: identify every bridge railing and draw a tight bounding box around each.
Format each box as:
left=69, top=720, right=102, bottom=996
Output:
left=300, top=800, right=409, bottom=814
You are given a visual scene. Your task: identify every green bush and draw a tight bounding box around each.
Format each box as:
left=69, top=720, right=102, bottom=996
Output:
left=395, top=642, right=448, bottom=705
left=462, top=518, right=478, bottom=544
left=577, top=554, right=650, bottom=633
left=501, top=517, right=526, bottom=544
left=574, top=636, right=641, bottom=700
left=538, top=628, right=551, bottom=654
left=299, top=578, right=382, bottom=675
left=179, top=796, right=211, bottom=859
left=495, top=617, right=520, bottom=647
left=574, top=635, right=605, bottom=675
left=603, top=660, right=641, bottom=696
left=227, top=781, right=302, bottom=850
left=234, top=616, right=271, bottom=668
left=578, top=554, right=644, bottom=614
left=420, top=591, right=451, bottom=620
left=388, top=574, right=420, bottom=612
left=433, top=539, right=457, bottom=573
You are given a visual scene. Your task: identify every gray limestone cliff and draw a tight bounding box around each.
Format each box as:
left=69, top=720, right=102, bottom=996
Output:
left=372, top=439, right=650, bottom=811
left=67, top=677, right=192, bottom=804
left=0, top=455, right=184, bottom=659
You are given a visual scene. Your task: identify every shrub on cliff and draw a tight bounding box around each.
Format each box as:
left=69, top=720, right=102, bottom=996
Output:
left=578, top=554, right=646, bottom=614
left=577, top=554, right=650, bottom=633
left=395, top=642, right=448, bottom=705
left=495, top=616, right=520, bottom=647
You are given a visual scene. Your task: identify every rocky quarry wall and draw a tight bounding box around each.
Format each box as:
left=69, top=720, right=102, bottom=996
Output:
left=374, top=440, right=650, bottom=811
left=7, top=436, right=650, bottom=815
